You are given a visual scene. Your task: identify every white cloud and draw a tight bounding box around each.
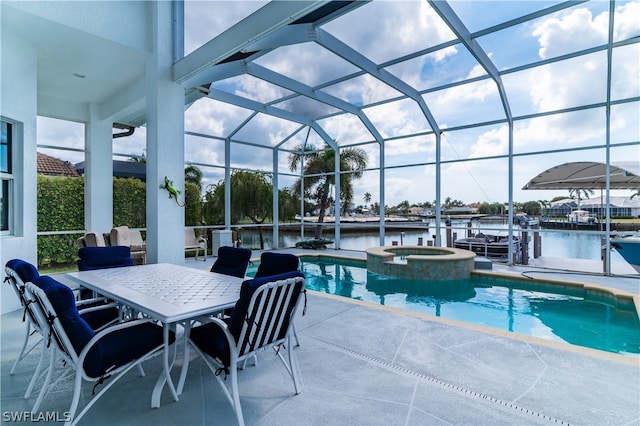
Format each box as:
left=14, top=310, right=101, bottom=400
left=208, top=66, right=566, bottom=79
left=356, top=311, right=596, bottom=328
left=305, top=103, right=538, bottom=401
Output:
left=533, top=8, right=607, bottom=59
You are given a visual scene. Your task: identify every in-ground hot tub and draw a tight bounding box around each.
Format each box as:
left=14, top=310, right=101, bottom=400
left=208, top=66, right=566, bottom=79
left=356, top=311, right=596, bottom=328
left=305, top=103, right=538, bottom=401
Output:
left=366, top=246, right=476, bottom=281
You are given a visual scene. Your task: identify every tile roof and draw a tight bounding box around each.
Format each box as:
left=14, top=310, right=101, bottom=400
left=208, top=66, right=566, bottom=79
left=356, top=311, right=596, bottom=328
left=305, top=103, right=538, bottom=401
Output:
left=37, top=152, right=80, bottom=177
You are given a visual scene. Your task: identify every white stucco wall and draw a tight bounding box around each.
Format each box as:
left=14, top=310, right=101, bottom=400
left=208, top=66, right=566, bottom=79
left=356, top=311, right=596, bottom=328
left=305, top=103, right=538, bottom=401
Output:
left=1, top=31, right=39, bottom=314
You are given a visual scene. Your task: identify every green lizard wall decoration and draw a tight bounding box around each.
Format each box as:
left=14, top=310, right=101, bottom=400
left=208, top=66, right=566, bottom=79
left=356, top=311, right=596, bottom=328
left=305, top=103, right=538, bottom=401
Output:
left=160, top=176, right=185, bottom=207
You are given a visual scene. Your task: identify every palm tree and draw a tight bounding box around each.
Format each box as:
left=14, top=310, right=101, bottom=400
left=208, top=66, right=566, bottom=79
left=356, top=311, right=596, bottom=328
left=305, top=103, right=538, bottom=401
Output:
left=289, top=142, right=368, bottom=239
left=128, top=150, right=146, bottom=163
left=631, top=189, right=640, bottom=199
left=184, top=164, right=203, bottom=191
left=569, top=188, right=594, bottom=210
left=363, top=192, right=372, bottom=209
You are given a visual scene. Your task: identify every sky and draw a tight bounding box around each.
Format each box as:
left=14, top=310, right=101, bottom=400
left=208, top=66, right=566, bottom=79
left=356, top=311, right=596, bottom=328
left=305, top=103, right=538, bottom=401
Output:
left=37, top=0, right=640, bottom=208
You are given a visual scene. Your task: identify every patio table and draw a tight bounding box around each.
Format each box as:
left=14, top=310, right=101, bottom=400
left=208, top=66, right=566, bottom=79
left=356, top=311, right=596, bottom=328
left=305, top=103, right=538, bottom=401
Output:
left=66, top=263, right=243, bottom=408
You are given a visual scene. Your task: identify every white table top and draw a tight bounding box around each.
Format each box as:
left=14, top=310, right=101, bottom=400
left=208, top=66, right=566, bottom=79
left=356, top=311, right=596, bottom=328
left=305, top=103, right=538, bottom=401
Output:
left=66, top=263, right=244, bottom=323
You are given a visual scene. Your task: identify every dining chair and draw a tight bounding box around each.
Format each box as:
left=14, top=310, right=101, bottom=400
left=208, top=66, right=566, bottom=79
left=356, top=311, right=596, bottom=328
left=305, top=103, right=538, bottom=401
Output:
left=210, top=246, right=252, bottom=278
left=253, top=252, right=302, bottom=345
left=178, top=270, right=306, bottom=426
left=77, top=245, right=135, bottom=271
left=5, top=259, right=121, bottom=402
left=254, top=252, right=300, bottom=278
left=4, top=259, right=44, bottom=398
left=77, top=245, right=135, bottom=300
left=26, top=276, right=173, bottom=426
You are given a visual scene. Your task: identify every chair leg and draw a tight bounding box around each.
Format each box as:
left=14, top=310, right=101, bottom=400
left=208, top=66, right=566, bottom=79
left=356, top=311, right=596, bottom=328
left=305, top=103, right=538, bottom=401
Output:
left=24, top=339, right=47, bottom=398
left=11, top=321, right=39, bottom=374
left=177, top=322, right=192, bottom=395
left=287, top=337, right=301, bottom=394
left=229, top=367, right=244, bottom=426
left=66, top=370, right=84, bottom=426
left=292, top=319, right=300, bottom=347
left=31, top=348, right=56, bottom=413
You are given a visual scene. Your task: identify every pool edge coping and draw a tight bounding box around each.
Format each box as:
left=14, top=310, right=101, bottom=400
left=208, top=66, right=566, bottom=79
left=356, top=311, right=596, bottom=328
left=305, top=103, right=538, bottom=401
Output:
left=308, top=290, right=640, bottom=367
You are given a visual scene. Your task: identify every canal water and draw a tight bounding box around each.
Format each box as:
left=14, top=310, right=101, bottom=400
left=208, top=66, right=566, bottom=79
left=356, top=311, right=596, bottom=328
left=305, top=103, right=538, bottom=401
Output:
left=235, top=219, right=629, bottom=263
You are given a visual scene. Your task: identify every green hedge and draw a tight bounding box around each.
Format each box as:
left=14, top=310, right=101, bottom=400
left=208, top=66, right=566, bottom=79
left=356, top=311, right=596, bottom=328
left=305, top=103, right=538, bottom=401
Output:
left=37, top=176, right=202, bottom=268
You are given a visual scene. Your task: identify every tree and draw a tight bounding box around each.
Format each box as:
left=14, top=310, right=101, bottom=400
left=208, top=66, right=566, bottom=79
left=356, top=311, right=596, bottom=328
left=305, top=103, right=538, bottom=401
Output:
left=129, top=150, right=146, bottom=163
left=203, top=170, right=273, bottom=249
left=397, top=200, right=410, bottom=214
left=569, top=188, right=594, bottom=210
left=363, top=192, right=372, bottom=208
left=185, top=164, right=203, bottom=192
left=521, top=201, right=542, bottom=215
left=288, top=142, right=368, bottom=238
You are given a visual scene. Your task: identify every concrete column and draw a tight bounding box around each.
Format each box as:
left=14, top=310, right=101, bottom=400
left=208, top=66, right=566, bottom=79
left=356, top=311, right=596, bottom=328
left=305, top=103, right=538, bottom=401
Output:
left=85, top=104, right=113, bottom=233
left=145, top=1, right=185, bottom=264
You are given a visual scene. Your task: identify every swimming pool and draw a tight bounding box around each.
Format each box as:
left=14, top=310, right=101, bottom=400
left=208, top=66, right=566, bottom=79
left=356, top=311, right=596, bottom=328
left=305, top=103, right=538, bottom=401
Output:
left=248, top=256, right=640, bottom=356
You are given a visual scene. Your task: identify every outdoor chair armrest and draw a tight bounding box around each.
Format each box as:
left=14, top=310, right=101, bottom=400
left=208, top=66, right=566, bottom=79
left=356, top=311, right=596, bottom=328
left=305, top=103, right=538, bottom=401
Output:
left=77, top=301, right=119, bottom=315
left=76, top=296, right=111, bottom=307
left=77, top=318, right=164, bottom=366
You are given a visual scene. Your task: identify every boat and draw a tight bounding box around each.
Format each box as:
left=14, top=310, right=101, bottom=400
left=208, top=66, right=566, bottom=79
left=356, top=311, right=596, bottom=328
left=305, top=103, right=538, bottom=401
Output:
left=567, top=209, right=598, bottom=224
left=454, top=233, right=522, bottom=261
left=610, top=235, right=640, bottom=273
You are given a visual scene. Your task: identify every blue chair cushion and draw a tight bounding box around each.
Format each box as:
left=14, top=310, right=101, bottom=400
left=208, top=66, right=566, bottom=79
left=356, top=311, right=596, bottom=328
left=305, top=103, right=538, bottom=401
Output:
left=189, top=320, right=232, bottom=366
left=210, top=246, right=252, bottom=278
left=6, top=259, right=40, bottom=283
left=33, top=276, right=101, bottom=375
left=33, top=276, right=172, bottom=378
left=228, top=270, right=305, bottom=340
left=77, top=246, right=134, bottom=271
left=79, top=303, right=120, bottom=331
left=254, top=252, right=299, bottom=278
left=190, top=270, right=304, bottom=367
left=96, top=322, right=173, bottom=379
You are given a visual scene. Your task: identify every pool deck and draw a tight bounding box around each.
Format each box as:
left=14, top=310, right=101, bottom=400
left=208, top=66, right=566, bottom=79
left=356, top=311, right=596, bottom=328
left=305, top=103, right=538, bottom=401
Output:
left=1, top=249, right=638, bottom=425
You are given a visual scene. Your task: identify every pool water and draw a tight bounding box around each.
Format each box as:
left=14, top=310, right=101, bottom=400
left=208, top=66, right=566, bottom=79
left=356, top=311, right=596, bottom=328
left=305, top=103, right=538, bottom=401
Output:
left=248, top=257, right=640, bottom=355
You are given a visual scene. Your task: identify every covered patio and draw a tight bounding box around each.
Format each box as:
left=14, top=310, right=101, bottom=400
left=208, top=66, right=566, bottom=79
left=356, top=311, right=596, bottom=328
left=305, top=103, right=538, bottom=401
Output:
left=2, top=2, right=639, bottom=424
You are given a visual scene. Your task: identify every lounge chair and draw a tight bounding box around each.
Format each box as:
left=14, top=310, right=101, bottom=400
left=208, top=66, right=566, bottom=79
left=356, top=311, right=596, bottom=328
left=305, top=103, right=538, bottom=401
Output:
left=76, top=231, right=107, bottom=249
left=109, top=226, right=146, bottom=265
left=185, top=228, right=208, bottom=261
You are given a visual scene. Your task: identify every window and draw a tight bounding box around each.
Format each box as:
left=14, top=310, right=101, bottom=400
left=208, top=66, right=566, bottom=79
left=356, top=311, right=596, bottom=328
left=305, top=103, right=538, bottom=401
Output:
left=1, top=119, right=13, bottom=233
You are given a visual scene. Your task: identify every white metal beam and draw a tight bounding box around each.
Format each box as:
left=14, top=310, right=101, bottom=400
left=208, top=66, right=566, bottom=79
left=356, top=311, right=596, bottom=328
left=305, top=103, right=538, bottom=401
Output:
left=173, top=1, right=331, bottom=84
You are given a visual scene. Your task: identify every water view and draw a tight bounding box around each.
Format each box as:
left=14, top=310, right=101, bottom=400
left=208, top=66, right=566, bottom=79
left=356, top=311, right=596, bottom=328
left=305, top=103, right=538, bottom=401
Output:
left=237, top=220, right=629, bottom=263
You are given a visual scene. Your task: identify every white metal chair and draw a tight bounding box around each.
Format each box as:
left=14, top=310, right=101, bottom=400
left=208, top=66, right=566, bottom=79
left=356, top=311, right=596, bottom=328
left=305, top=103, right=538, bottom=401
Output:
left=178, top=271, right=306, bottom=426
left=5, top=259, right=122, bottom=403
left=25, top=276, right=172, bottom=426
left=185, top=228, right=208, bottom=261
left=4, top=259, right=45, bottom=398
